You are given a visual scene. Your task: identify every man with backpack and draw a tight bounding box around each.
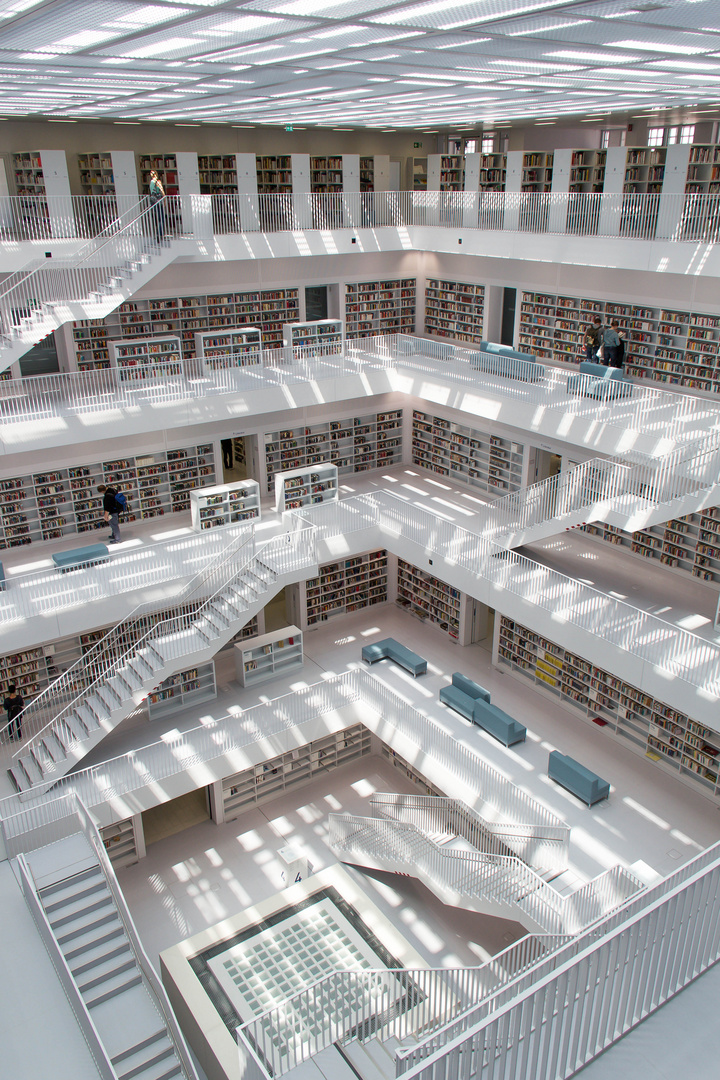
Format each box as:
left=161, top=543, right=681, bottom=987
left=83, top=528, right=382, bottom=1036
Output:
left=97, top=484, right=126, bottom=543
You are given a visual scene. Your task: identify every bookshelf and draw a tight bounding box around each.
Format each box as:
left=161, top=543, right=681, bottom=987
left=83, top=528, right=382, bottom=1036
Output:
left=0, top=442, right=215, bottom=547
left=344, top=278, right=416, bottom=339
left=411, top=409, right=524, bottom=494
left=685, top=145, right=720, bottom=194
left=138, top=153, right=178, bottom=195
left=220, top=723, right=371, bottom=821
left=235, top=625, right=303, bottom=688
left=263, top=408, right=403, bottom=494
left=623, top=147, right=666, bottom=194
left=274, top=463, right=338, bottom=512
left=522, top=152, right=553, bottom=192
left=428, top=155, right=464, bottom=192
left=109, top=336, right=183, bottom=382
left=310, top=156, right=343, bottom=194
left=304, top=550, right=388, bottom=628
left=256, top=155, right=293, bottom=194
left=497, top=614, right=720, bottom=800
left=12, top=151, right=46, bottom=196
left=468, top=152, right=507, bottom=192
left=412, top=157, right=428, bottom=191
left=70, top=288, right=299, bottom=368
left=146, top=661, right=216, bottom=719
left=194, top=327, right=262, bottom=371
left=190, top=480, right=260, bottom=531
left=569, top=150, right=606, bottom=193
left=198, top=154, right=238, bottom=194
left=424, top=279, right=485, bottom=345
left=282, top=319, right=344, bottom=354
left=396, top=558, right=461, bottom=639
left=582, top=506, right=720, bottom=585
left=77, top=152, right=115, bottom=195
left=100, top=815, right=145, bottom=869
left=381, top=743, right=444, bottom=796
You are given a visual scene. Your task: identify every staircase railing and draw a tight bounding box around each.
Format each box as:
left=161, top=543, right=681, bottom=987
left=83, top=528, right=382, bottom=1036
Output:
left=370, top=793, right=569, bottom=874
left=5, top=525, right=316, bottom=760
left=329, top=813, right=642, bottom=936
left=237, top=932, right=569, bottom=1079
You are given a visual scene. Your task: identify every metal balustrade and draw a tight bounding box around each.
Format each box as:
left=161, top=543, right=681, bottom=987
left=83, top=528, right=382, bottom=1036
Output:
left=3, top=526, right=317, bottom=789
left=329, top=813, right=641, bottom=937
left=237, top=933, right=569, bottom=1079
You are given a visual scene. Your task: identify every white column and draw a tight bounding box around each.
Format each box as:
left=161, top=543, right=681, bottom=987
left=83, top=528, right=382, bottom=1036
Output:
left=657, top=144, right=691, bottom=239
left=462, top=153, right=480, bottom=228
left=341, top=153, right=360, bottom=225
left=598, top=147, right=626, bottom=236
left=110, top=151, right=139, bottom=200
left=39, top=150, right=73, bottom=238
left=235, top=152, right=260, bottom=231
left=176, top=151, right=209, bottom=238
left=291, top=153, right=312, bottom=228
left=548, top=147, right=572, bottom=234
left=504, top=150, right=523, bottom=231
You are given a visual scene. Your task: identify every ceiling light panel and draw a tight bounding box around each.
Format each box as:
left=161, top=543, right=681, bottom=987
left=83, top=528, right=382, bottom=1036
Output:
left=0, top=2, right=193, bottom=53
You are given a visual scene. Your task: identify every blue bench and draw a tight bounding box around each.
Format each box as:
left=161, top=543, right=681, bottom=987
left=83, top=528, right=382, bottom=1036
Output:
left=473, top=342, right=543, bottom=383
left=567, top=361, right=632, bottom=401
left=52, top=543, right=109, bottom=572
left=361, top=638, right=427, bottom=677
left=473, top=698, right=527, bottom=747
left=439, top=672, right=491, bottom=720
left=548, top=750, right=610, bottom=806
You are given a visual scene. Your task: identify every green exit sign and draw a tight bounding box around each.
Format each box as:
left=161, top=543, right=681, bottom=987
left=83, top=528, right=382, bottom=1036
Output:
left=414, top=142, right=422, bottom=148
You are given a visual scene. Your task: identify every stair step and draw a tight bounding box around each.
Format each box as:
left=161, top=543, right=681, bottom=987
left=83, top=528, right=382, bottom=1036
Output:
left=60, top=712, right=93, bottom=745
left=85, top=970, right=143, bottom=1009
left=40, top=733, right=66, bottom=764
left=16, top=753, right=44, bottom=786
left=95, top=683, right=122, bottom=710
left=77, top=955, right=136, bottom=995
left=30, top=741, right=56, bottom=776
left=8, top=765, right=29, bottom=793
left=139, top=646, right=164, bottom=672
left=42, top=875, right=107, bottom=914
left=75, top=703, right=101, bottom=732
left=40, top=866, right=102, bottom=899
left=113, top=1033, right=176, bottom=1080
left=63, top=918, right=124, bottom=959
left=48, top=892, right=114, bottom=932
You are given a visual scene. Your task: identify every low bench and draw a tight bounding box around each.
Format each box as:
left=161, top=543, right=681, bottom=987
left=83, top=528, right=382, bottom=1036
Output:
left=548, top=750, right=610, bottom=806
left=474, top=342, right=543, bottom=384
left=361, top=638, right=427, bottom=677
left=52, top=543, right=109, bottom=572
left=473, top=698, right=527, bottom=747
left=567, top=361, right=632, bottom=401
left=439, top=672, right=491, bottom=720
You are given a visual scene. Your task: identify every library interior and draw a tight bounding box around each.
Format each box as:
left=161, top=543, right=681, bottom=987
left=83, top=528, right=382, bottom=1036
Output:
left=4, top=2, right=720, bottom=1079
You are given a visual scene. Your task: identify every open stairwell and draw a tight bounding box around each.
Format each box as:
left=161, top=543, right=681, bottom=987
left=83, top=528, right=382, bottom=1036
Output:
left=329, top=811, right=642, bottom=936
left=7, top=528, right=317, bottom=796
left=18, top=816, right=198, bottom=1079
left=0, top=198, right=194, bottom=373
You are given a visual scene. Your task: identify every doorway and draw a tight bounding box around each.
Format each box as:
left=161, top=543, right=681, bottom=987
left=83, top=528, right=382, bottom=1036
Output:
left=305, top=285, right=328, bottom=322
left=141, top=788, right=210, bottom=846
left=222, top=435, right=255, bottom=482
left=534, top=450, right=562, bottom=483
left=264, top=588, right=288, bottom=632
left=19, top=332, right=60, bottom=376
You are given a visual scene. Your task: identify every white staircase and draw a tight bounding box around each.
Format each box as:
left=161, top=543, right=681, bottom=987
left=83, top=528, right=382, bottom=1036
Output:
left=329, top=811, right=642, bottom=935
left=486, top=431, right=720, bottom=549
left=0, top=199, right=190, bottom=373
left=18, top=815, right=198, bottom=1079
left=7, top=528, right=317, bottom=795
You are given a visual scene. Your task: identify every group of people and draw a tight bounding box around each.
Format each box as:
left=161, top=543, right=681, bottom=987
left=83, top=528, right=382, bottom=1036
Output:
left=583, top=314, right=626, bottom=369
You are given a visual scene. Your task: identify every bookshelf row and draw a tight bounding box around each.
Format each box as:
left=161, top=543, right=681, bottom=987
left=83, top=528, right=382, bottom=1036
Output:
left=71, top=289, right=299, bottom=368
left=275, top=463, right=338, bottom=513
left=345, top=278, right=416, bottom=339
left=396, top=558, right=461, bottom=639
left=411, top=409, right=524, bottom=494
left=582, top=506, right=720, bottom=585
left=498, top=615, right=720, bottom=799
left=0, top=442, right=215, bottom=547
left=234, top=625, right=303, bottom=688
left=190, top=480, right=260, bottom=531
left=264, top=409, right=403, bottom=494
left=146, top=662, right=217, bottom=719
left=221, top=723, right=372, bottom=820
left=424, top=278, right=485, bottom=345
left=519, top=290, right=720, bottom=392
left=305, top=550, right=388, bottom=628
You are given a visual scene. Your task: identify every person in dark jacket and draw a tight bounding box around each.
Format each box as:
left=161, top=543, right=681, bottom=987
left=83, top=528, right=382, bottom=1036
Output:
left=602, top=320, right=621, bottom=368
left=585, top=315, right=603, bottom=360
left=98, top=484, right=122, bottom=543
left=4, top=684, right=24, bottom=740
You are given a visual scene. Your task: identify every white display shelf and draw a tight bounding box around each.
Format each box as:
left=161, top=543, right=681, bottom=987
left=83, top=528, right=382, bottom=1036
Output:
left=100, top=814, right=145, bottom=869
left=235, top=625, right=303, bottom=688
left=685, top=144, right=720, bottom=194
left=282, top=319, right=344, bottom=354
left=274, top=463, right=338, bottom=512
left=220, top=723, right=371, bottom=820
left=264, top=409, right=402, bottom=494
left=109, top=335, right=183, bottom=382
left=623, top=147, right=666, bottom=195
left=344, top=278, right=416, bottom=339
left=147, top=661, right=216, bottom=719
left=424, top=279, right=485, bottom=345
left=190, top=480, right=260, bottom=531
left=428, top=154, right=464, bottom=192
left=305, top=549, right=388, bottom=628
left=71, top=288, right=299, bottom=368
left=497, top=615, right=720, bottom=802
left=194, top=326, right=262, bottom=371
left=0, top=442, right=215, bottom=548
left=411, top=409, right=523, bottom=494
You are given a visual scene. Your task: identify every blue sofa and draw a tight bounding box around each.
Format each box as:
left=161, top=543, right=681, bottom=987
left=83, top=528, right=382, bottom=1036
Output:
left=361, top=638, right=427, bottom=677
left=473, top=342, right=543, bottom=384
left=548, top=750, right=610, bottom=806
left=52, top=543, right=109, bottom=572
left=567, top=361, right=632, bottom=401
left=472, top=699, right=527, bottom=747
left=439, top=672, right=491, bottom=720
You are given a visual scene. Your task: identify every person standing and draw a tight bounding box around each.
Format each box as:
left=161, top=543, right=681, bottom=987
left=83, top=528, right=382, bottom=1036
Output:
left=603, top=319, right=621, bottom=368
left=585, top=315, right=603, bottom=361
left=98, top=484, right=122, bottom=544
left=148, top=169, right=166, bottom=243
left=4, top=684, right=24, bottom=741
left=612, top=322, right=626, bottom=369
left=221, top=438, right=233, bottom=471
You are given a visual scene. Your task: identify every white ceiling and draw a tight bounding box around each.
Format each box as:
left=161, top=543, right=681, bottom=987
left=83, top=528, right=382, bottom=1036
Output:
left=0, top=0, right=719, bottom=128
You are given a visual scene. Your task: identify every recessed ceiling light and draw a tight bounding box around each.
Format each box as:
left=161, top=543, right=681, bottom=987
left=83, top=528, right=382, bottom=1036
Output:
left=114, top=120, right=141, bottom=125
left=48, top=118, right=77, bottom=122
